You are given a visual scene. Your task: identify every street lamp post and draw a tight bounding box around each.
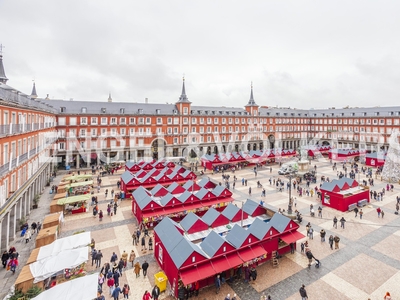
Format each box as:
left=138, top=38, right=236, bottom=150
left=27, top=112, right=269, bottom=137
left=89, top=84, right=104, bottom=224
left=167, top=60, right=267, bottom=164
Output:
left=287, top=171, right=297, bottom=215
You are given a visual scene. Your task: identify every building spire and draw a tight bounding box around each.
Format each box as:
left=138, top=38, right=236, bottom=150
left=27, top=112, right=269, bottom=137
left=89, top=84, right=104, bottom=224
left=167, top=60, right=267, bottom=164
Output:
left=245, top=81, right=257, bottom=106
left=108, top=93, right=112, bottom=102
left=178, top=76, right=189, bottom=102
left=30, top=81, right=38, bottom=99
left=0, top=44, right=9, bottom=84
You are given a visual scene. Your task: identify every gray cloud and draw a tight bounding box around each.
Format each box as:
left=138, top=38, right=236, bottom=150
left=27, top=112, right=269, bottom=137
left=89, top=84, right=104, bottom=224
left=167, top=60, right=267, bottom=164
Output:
left=1, top=0, right=400, bottom=109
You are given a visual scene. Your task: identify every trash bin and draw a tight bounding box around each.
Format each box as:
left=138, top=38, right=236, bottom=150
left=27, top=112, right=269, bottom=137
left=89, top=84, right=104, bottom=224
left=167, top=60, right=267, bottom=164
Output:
left=154, top=271, right=167, bottom=292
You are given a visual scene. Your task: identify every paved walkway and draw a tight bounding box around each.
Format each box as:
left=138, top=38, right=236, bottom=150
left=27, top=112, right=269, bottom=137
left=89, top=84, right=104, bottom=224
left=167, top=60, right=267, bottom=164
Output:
left=2, top=161, right=400, bottom=300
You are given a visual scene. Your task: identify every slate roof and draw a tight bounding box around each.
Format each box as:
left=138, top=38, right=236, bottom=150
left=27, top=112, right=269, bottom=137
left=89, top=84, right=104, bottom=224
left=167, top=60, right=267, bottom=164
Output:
left=151, top=184, right=168, bottom=196
left=248, top=218, right=273, bottom=240
left=177, top=191, right=193, bottom=203
left=169, top=237, right=207, bottom=268
left=159, top=193, right=176, bottom=206
left=198, top=178, right=214, bottom=188
left=242, top=199, right=260, bottom=215
left=225, top=224, right=249, bottom=248
left=366, top=152, right=386, bottom=159
left=221, top=203, right=240, bottom=221
left=320, top=181, right=337, bottom=192
left=167, top=182, right=180, bottom=193
left=212, top=185, right=226, bottom=197
left=120, top=171, right=135, bottom=184
left=182, top=180, right=200, bottom=191
left=195, top=188, right=210, bottom=200
left=125, top=161, right=135, bottom=169
left=133, top=187, right=153, bottom=210
left=200, top=230, right=227, bottom=257
left=180, top=212, right=202, bottom=232
left=202, top=208, right=220, bottom=226
left=268, top=213, right=291, bottom=233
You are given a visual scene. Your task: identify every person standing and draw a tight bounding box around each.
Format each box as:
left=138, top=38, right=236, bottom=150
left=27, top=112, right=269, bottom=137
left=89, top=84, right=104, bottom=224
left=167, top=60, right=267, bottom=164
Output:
left=152, top=285, right=161, bottom=300
left=128, top=250, right=135, bottom=267
left=141, top=236, right=146, bottom=251
left=25, top=228, right=31, bottom=243
left=320, top=229, right=326, bottom=242
left=354, top=207, right=359, bottom=217
left=121, top=251, right=128, bottom=268
left=249, top=187, right=251, bottom=196
left=107, top=274, right=115, bottom=296
left=329, top=235, right=334, bottom=250
left=381, top=210, right=385, bottom=218
left=334, top=235, right=340, bottom=249
left=96, top=250, right=103, bottom=268
left=377, top=207, right=381, bottom=217
left=318, top=206, right=322, bottom=218
left=99, top=210, right=103, bottom=221
left=340, top=217, right=346, bottom=229
left=215, top=275, right=221, bottom=294
left=91, top=249, right=98, bottom=266
left=299, top=284, right=308, bottom=300
left=8, top=257, right=18, bottom=274
left=148, top=237, right=153, bottom=250
left=132, top=232, right=137, bottom=245
left=290, top=242, right=295, bottom=254
left=359, top=209, right=363, bottom=219
left=142, top=260, right=149, bottom=277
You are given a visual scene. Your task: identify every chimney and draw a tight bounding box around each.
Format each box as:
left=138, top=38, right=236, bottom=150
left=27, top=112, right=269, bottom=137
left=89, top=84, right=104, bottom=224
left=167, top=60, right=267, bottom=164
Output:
left=145, top=98, right=148, bottom=104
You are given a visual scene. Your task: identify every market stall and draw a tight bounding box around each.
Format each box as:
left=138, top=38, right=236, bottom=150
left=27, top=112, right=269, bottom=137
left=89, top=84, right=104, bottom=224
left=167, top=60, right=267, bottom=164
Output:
left=320, top=178, right=370, bottom=212
left=42, top=212, right=64, bottom=230
left=31, top=273, right=98, bottom=300
left=57, top=194, right=90, bottom=215
left=365, top=152, right=386, bottom=168
left=65, top=181, right=93, bottom=196
left=36, top=225, right=59, bottom=248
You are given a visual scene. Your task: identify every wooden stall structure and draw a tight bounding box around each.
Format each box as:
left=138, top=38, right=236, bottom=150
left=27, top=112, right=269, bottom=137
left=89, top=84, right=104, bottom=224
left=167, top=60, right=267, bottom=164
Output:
left=42, top=212, right=63, bottom=230
left=15, top=265, right=44, bottom=293
left=36, top=225, right=58, bottom=248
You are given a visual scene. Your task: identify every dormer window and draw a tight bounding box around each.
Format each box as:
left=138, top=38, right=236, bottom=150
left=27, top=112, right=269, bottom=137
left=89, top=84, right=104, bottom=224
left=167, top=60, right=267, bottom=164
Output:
left=156, top=109, right=161, bottom=114
left=120, top=108, right=125, bottom=114
left=138, top=109, right=143, bottom=114
left=60, top=107, right=66, bottom=112
left=173, top=109, right=177, bottom=115
left=81, top=107, right=87, bottom=113
left=101, top=108, right=106, bottom=113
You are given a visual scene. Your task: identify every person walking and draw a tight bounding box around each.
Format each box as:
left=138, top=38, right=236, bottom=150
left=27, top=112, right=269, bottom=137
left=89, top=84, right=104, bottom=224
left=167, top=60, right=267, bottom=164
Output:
left=381, top=209, right=385, bottom=218
left=299, top=284, right=308, bottom=300
left=249, top=187, right=251, bottom=196
left=25, top=228, right=31, bottom=243
left=121, top=251, right=128, bottom=268
left=142, top=260, right=149, bottom=277
left=128, top=250, right=135, bottom=267
left=91, top=249, right=98, bottom=266
left=354, top=207, right=359, bottom=217
left=132, top=232, right=137, bottom=245
left=359, top=209, right=363, bottom=219
left=152, top=285, right=161, bottom=300
left=142, top=291, right=152, bottom=300
left=122, top=283, right=130, bottom=299
left=8, top=257, right=18, bottom=274
left=340, top=217, right=346, bottom=229
left=308, top=227, right=314, bottom=239
left=333, top=216, right=338, bottom=228
left=112, top=283, right=121, bottom=300
left=141, top=236, right=146, bottom=251
left=2, top=251, right=9, bottom=268
left=329, top=235, right=334, bottom=250
left=99, top=210, right=103, bottom=221
left=148, top=237, right=153, bottom=250
left=134, top=261, right=141, bottom=278
left=318, top=206, right=322, bottom=218
left=107, top=275, right=115, bottom=296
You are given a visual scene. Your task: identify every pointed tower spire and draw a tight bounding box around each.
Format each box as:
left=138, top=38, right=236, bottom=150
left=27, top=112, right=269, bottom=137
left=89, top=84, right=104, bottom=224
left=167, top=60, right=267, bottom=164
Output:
left=178, top=76, right=190, bottom=102
left=30, top=81, right=38, bottom=99
left=0, top=44, right=9, bottom=84
left=108, top=93, right=112, bottom=102
left=245, top=82, right=257, bottom=106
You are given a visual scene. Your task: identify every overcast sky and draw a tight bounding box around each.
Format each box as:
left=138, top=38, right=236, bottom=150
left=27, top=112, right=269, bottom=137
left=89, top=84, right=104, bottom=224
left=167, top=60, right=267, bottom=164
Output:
left=1, top=0, right=400, bottom=109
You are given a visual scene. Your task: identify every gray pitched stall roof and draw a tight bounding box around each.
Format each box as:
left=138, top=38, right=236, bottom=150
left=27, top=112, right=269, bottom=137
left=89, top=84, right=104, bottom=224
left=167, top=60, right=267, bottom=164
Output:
left=182, top=180, right=201, bottom=191
left=242, top=199, right=260, bottom=216
left=336, top=177, right=355, bottom=189
left=225, top=224, right=249, bottom=249
left=268, top=213, right=291, bottom=233
left=151, top=184, right=168, bottom=196
left=169, top=237, right=207, bottom=268
left=198, top=178, right=216, bottom=188
left=202, top=208, right=220, bottom=226
left=159, top=193, right=176, bottom=206
left=125, top=161, right=135, bottom=169
left=248, top=218, right=273, bottom=240
left=200, top=230, right=226, bottom=257
left=180, top=212, right=202, bottom=232
left=167, top=182, right=180, bottom=193
left=320, top=181, right=337, bottom=192
left=120, top=171, right=136, bottom=184
left=366, top=152, right=386, bottom=159
left=154, top=218, right=185, bottom=269
left=221, top=203, right=240, bottom=221
left=132, top=187, right=153, bottom=210
left=177, top=191, right=193, bottom=203
left=212, top=185, right=229, bottom=197
left=195, top=188, right=210, bottom=200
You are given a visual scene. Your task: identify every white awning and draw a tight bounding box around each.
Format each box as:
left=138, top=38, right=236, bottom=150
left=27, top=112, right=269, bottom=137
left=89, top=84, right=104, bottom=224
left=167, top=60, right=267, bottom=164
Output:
left=31, top=273, right=98, bottom=300
left=36, top=232, right=91, bottom=261
left=30, top=247, right=88, bottom=283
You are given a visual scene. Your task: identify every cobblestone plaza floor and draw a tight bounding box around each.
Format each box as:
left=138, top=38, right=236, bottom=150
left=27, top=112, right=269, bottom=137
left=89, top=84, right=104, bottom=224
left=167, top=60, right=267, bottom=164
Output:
left=1, top=158, right=400, bottom=300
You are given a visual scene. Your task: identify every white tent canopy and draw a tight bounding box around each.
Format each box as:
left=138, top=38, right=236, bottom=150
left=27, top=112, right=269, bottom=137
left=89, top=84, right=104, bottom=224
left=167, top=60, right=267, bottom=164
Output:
left=36, top=232, right=91, bottom=261
left=31, top=273, right=98, bottom=300
left=30, top=247, right=88, bottom=283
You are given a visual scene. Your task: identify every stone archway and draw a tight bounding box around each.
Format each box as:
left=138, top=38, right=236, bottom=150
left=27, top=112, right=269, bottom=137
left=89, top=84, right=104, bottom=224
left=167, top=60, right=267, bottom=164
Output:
left=268, top=135, right=275, bottom=149
left=235, top=144, right=239, bottom=152
left=253, top=143, right=257, bottom=151
left=213, top=146, right=219, bottom=154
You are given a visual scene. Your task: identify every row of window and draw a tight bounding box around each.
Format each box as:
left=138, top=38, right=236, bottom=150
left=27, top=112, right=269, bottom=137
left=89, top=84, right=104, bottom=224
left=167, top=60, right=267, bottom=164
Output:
left=0, top=110, right=55, bottom=126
